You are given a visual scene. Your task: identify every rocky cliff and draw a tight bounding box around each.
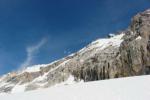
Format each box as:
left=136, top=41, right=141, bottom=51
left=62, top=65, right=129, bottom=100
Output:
left=0, top=9, right=150, bottom=93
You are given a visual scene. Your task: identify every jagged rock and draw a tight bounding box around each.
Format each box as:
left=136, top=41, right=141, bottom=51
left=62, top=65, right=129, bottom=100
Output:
left=0, top=9, right=150, bottom=93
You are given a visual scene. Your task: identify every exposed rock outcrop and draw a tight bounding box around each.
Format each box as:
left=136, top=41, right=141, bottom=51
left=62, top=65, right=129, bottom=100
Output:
left=0, top=9, right=150, bottom=93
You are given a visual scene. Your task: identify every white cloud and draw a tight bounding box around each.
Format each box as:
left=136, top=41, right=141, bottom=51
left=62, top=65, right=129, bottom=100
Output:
left=20, top=38, right=47, bottom=69
left=64, top=50, right=71, bottom=55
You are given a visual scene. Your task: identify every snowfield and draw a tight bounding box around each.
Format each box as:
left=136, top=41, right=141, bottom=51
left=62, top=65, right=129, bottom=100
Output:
left=79, top=33, right=124, bottom=54
left=0, top=75, right=150, bottom=100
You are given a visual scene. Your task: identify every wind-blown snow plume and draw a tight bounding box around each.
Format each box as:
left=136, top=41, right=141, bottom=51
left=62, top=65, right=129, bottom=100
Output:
left=20, top=38, right=47, bottom=69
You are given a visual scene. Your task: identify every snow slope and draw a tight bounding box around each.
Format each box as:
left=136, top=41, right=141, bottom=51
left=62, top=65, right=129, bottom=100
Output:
left=0, top=75, right=150, bottom=100
left=79, top=33, right=124, bottom=53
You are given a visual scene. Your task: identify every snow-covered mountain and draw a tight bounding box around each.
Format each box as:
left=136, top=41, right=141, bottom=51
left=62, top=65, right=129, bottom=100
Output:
left=0, top=8, right=150, bottom=94
left=0, top=33, right=124, bottom=93
left=0, top=75, right=150, bottom=100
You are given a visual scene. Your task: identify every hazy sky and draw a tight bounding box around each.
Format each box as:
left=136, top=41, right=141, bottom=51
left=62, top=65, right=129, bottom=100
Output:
left=0, top=0, right=150, bottom=75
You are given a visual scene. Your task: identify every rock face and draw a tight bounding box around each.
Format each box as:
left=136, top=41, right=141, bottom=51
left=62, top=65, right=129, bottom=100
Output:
left=0, top=9, right=150, bottom=93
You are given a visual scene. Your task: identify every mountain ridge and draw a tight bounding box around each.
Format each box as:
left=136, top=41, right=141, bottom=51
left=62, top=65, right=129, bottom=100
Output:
left=0, top=8, right=150, bottom=93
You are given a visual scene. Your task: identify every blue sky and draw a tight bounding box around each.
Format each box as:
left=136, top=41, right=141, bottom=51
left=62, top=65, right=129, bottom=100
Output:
left=0, top=0, right=150, bottom=75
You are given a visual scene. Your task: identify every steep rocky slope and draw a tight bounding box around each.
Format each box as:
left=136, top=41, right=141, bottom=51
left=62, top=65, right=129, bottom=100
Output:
left=0, top=9, right=150, bottom=93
